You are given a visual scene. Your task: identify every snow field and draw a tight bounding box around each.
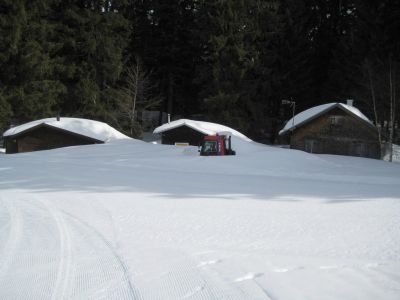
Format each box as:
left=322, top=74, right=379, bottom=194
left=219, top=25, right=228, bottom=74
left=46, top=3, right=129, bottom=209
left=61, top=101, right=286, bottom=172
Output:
left=1, top=138, right=400, bottom=299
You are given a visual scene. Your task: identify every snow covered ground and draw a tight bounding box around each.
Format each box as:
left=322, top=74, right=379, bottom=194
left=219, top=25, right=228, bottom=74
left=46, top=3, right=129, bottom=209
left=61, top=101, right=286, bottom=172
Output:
left=0, top=137, right=399, bottom=299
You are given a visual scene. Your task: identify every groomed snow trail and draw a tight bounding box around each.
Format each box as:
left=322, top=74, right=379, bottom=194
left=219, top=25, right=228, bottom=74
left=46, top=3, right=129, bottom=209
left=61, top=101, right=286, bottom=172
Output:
left=0, top=195, right=139, bottom=300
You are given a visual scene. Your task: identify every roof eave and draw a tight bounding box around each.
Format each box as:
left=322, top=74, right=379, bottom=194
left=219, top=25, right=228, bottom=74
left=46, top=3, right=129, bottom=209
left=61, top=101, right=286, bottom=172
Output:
left=279, top=103, right=377, bottom=134
left=155, top=122, right=214, bottom=136
left=3, top=123, right=104, bottom=143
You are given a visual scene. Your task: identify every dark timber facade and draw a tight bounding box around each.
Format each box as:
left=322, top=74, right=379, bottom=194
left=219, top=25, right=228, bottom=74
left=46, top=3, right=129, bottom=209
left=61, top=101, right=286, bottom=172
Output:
left=4, top=124, right=103, bottom=154
left=160, top=126, right=206, bottom=146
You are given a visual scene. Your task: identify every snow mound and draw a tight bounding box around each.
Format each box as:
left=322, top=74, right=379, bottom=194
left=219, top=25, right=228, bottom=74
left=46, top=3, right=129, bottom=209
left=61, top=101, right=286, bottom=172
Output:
left=153, top=119, right=252, bottom=142
left=3, top=117, right=129, bottom=142
left=280, top=103, right=373, bottom=135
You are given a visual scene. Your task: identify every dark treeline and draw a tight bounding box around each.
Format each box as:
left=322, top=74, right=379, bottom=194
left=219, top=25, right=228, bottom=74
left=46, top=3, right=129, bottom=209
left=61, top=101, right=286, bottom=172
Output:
left=0, top=0, right=399, bottom=143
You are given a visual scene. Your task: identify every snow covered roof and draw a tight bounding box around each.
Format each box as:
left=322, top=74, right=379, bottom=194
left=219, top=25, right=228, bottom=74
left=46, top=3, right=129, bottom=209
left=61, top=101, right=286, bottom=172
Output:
left=153, top=119, right=252, bottom=141
left=279, top=103, right=374, bottom=135
left=3, top=117, right=129, bottom=142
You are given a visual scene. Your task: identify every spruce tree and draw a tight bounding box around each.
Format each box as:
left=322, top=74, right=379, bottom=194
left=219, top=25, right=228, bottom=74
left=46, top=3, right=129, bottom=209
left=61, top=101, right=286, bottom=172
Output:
left=126, top=0, right=202, bottom=121
left=197, top=0, right=311, bottom=142
left=306, top=0, right=357, bottom=105
left=326, top=1, right=399, bottom=130
left=53, top=0, right=130, bottom=123
left=254, top=0, right=314, bottom=142
left=3, top=0, right=67, bottom=123
left=0, top=0, right=25, bottom=131
left=197, top=0, right=270, bottom=134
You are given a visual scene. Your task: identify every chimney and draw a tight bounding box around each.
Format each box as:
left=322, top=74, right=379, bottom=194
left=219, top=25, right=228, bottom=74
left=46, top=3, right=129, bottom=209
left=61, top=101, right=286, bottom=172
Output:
left=167, top=113, right=171, bottom=123
left=56, top=113, right=60, bottom=121
left=346, top=99, right=354, bottom=106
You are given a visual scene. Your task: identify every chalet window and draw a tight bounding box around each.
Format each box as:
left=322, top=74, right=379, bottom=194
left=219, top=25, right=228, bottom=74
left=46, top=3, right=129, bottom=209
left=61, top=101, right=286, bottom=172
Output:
left=330, top=115, right=344, bottom=126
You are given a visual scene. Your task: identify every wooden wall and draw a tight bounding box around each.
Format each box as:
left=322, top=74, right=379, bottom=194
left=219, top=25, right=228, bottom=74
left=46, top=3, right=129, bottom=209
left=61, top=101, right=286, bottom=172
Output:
left=290, top=107, right=380, bottom=159
left=161, top=126, right=205, bottom=146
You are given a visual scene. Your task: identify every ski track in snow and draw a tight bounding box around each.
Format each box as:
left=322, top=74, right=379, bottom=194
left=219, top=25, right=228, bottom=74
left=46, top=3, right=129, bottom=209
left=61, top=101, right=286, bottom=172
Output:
left=126, top=247, right=243, bottom=299
left=0, top=199, right=23, bottom=282
left=0, top=196, right=139, bottom=300
left=42, top=199, right=74, bottom=300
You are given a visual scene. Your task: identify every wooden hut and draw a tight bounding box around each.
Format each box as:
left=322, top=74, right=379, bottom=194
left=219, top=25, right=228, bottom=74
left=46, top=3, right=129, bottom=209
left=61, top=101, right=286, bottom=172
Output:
left=2, top=117, right=128, bottom=154
left=279, top=103, right=380, bottom=159
left=153, top=119, right=250, bottom=146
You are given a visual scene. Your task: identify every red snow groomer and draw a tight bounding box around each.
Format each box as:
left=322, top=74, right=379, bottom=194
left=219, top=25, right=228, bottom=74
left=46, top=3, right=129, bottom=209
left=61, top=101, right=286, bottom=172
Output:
left=199, top=133, right=236, bottom=156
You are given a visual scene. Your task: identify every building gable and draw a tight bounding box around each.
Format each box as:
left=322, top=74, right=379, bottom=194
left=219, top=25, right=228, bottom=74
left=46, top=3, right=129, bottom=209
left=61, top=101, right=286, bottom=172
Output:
left=280, top=103, right=375, bottom=136
left=293, top=107, right=378, bottom=141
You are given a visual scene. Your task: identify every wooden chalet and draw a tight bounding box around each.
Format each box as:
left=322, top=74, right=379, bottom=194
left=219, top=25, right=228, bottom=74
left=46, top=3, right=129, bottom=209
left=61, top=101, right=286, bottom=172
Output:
left=2, top=117, right=128, bottom=154
left=153, top=119, right=250, bottom=146
left=279, top=102, right=381, bottom=159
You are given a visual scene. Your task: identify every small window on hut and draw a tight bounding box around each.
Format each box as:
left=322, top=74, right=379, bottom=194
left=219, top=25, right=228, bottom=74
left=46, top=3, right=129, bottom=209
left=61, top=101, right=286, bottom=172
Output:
left=330, top=115, right=344, bottom=126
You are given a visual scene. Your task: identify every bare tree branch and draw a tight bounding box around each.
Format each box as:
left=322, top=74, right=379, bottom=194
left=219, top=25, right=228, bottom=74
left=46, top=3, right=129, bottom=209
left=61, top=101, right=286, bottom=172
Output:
left=112, top=57, right=162, bottom=137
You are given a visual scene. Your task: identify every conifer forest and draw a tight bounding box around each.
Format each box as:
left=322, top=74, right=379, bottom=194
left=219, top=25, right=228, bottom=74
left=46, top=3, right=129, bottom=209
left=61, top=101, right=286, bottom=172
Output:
left=0, top=0, right=399, bottom=143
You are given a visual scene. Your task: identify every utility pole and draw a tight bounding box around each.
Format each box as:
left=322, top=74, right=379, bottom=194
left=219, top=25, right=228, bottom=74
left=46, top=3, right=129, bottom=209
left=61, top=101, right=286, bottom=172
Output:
left=282, top=98, right=296, bottom=130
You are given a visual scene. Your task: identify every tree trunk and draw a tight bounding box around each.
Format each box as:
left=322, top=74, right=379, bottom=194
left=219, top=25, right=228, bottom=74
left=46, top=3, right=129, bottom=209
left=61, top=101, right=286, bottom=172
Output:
left=132, top=63, right=139, bottom=123
left=129, top=63, right=140, bottom=137
left=389, top=54, right=396, bottom=162
left=365, top=59, right=382, bottom=146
